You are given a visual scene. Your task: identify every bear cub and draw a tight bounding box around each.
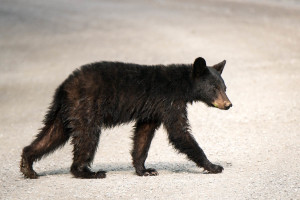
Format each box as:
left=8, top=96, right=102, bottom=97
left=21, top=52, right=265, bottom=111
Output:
left=20, top=57, right=232, bottom=179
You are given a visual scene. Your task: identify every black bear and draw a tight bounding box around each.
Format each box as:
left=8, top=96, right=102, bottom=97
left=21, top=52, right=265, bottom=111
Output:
left=20, top=57, right=232, bottom=179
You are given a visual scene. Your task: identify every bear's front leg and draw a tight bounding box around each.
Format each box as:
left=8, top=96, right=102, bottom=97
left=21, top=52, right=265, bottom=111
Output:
left=131, top=120, right=161, bottom=176
left=163, top=102, right=223, bottom=174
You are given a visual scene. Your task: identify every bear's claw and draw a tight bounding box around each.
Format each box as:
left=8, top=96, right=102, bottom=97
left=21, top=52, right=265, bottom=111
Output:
left=204, top=163, right=224, bottom=174
left=137, top=168, right=159, bottom=176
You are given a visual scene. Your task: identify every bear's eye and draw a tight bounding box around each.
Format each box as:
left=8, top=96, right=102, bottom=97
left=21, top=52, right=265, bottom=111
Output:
left=213, top=86, right=219, bottom=91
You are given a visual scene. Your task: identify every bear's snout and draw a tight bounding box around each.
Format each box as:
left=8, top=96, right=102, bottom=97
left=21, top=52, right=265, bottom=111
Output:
left=224, top=101, right=232, bottom=110
left=212, top=90, right=232, bottom=110
left=212, top=100, right=232, bottom=110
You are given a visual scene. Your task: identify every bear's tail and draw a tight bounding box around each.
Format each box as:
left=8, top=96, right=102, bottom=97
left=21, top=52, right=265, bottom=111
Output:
left=20, top=84, right=70, bottom=178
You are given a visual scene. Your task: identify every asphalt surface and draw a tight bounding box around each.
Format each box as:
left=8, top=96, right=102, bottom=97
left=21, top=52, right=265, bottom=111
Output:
left=1, top=0, right=299, bottom=199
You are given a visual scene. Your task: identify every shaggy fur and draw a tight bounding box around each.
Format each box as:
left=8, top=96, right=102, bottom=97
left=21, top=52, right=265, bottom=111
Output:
left=20, top=57, right=232, bottom=179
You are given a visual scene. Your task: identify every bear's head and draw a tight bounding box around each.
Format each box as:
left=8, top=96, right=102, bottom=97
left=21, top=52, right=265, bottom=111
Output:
left=192, top=57, right=232, bottom=110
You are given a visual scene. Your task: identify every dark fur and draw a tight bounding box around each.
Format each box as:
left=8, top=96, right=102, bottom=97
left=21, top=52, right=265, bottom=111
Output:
left=20, top=57, right=231, bottom=179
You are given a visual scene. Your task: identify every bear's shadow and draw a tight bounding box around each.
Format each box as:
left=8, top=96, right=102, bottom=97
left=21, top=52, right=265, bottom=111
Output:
left=38, top=161, right=232, bottom=177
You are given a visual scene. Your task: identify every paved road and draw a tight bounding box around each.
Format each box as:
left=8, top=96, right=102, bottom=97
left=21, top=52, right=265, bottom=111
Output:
left=1, top=0, right=299, bottom=199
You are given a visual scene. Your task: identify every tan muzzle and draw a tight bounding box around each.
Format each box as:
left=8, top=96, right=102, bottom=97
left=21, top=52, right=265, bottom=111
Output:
left=212, top=91, right=232, bottom=110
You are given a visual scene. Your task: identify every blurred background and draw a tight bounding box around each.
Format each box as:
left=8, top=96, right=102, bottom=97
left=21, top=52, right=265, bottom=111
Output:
left=1, top=0, right=299, bottom=199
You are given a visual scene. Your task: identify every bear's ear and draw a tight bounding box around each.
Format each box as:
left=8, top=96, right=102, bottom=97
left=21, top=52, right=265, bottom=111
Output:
left=213, top=60, right=226, bottom=74
left=193, top=57, right=207, bottom=78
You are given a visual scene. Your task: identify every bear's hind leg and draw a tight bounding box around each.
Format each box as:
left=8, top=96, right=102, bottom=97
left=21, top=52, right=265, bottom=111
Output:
left=70, top=126, right=105, bottom=179
left=131, top=120, right=161, bottom=176
left=21, top=116, right=69, bottom=179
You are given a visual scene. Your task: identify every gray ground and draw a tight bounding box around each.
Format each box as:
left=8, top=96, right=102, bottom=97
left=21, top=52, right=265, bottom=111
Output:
left=1, top=0, right=300, bottom=199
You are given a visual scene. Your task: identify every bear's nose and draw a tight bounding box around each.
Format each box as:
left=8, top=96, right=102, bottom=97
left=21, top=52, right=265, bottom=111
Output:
left=224, top=101, right=232, bottom=110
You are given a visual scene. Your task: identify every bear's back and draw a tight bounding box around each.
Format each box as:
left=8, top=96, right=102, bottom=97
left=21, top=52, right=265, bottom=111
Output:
left=62, top=61, right=192, bottom=106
